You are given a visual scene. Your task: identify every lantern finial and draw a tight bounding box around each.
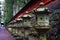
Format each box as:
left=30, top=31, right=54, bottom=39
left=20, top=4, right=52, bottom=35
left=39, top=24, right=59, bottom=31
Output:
left=40, top=2, right=44, bottom=5
left=26, top=11, right=28, bottom=14
left=39, top=2, right=44, bottom=7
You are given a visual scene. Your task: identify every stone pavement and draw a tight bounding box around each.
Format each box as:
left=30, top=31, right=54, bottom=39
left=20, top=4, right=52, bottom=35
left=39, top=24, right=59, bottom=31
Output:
left=0, top=26, right=15, bottom=40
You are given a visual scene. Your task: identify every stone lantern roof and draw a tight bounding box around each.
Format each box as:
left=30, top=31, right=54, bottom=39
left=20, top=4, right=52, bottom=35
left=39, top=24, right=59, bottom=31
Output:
left=16, top=18, right=23, bottom=21
left=22, top=11, right=32, bottom=19
left=16, top=17, right=23, bottom=23
left=34, top=2, right=53, bottom=14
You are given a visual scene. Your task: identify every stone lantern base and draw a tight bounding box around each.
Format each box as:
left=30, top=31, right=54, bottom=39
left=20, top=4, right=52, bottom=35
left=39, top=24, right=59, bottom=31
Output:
left=33, top=25, right=51, bottom=40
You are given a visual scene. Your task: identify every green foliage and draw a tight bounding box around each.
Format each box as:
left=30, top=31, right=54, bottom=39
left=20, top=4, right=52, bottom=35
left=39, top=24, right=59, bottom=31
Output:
left=4, top=0, right=13, bottom=25
left=4, top=0, right=30, bottom=25
left=17, top=0, right=29, bottom=7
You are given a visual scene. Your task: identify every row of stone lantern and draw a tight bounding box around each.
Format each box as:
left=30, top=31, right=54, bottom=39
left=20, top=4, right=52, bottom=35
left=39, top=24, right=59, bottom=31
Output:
left=20, top=2, right=52, bottom=29
left=8, top=2, right=53, bottom=40
left=8, top=2, right=53, bottom=29
left=19, top=2, right=53, bottom=40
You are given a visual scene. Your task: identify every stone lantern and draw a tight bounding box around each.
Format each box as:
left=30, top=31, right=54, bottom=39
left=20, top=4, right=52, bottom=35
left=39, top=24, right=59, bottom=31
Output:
left=21, top=11, right=33, bottom=40
left=16, top=18, right=23, bottom=27
left=34, top=2, right=52, bottom=28
left=11, top=18, right=24, bottom=38
left=21, top=11, right=33, bottom=27
left=33, top=2, right=53, bottom=40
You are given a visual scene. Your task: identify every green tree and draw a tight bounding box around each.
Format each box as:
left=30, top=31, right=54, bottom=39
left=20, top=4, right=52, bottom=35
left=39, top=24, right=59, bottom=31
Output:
left=3, top=0, right=13, bottom=25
